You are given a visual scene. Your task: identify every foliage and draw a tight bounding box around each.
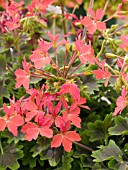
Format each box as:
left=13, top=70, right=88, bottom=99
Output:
left=0, top=0, right=128, bottom=169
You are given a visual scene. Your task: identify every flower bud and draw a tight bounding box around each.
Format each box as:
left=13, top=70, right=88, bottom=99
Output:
left=116, top=32, right=121, bottom=36
left=115, top=76, right=123, bottom=93
left=105, top=53, right=118, bottom=58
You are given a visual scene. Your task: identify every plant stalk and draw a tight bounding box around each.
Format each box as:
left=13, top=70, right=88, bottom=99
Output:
left=73, top=141, right=93, bottom=152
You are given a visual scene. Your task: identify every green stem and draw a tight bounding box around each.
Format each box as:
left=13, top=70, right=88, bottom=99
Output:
left=15, top=44, right=23, bottom=58
left=0, top=137, right=4, bottom=155
left=52, top=18, right=56, bottom=37
left=105, top=63, right=117, bottom=74
left=73, top=141, right=93, bottom=152
left=14, top=32, right=24, bottom=58
left=60, top=3, right=67, bottom=40
left=96, top=40, right=105, bottom=58
left=121, top=76, right=128, bottom=89
left=54, top=48, right=59, bottom=68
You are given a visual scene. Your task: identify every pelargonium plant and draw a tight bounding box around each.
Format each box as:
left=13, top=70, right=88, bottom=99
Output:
left=0, top=0, right=128, bottom=169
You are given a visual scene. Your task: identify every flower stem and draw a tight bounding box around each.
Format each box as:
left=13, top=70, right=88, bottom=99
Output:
left=103, top=0, right=110, bottom=13
left=54, top=48, right=59, bottom=68
left=103, top=15, right=114, bottom=23
left=109, top=24, right=127, bottom=37
left=73, top=141, right=93, bottom=152
left=96, top=40, right=105, bottom=58
left=89, top=0, right=94, bottom=10
left=31, top=71, right=56, bottom=79
left=0, top=137, right=4, bottom=155
left=60, top=2, right=67, bottom=40
left=68, top=63, right=83, bottom=77
left=64, top=53, right=78, bottom=78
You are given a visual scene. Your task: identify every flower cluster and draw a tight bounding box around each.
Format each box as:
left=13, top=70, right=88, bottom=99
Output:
left=0, top=82, right=90, bottom=152
left=0, top=0, right=128, bottom=154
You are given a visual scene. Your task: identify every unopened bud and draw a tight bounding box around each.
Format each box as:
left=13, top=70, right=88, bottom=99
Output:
left=124, top=54, right=128, bottom=64
left=118, top=11, right=127, bottom=15
left=115, top=76, right=123, bottom=93
left=116, top=32, right=121, bottom=36
left=85, top=71, right=92, bottom=75
left=124, top=66, right=128, bottom=74
left=124, top=22, right=128, bottom=28
left=114, top=70, right=120, bottom=75
left=111, top=24, right=118, bottom=31
left=105, top=53, right=118, bottom=58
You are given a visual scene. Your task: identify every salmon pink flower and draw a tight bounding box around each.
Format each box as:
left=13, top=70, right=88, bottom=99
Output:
left=118, top=34, right=128, bottom=53
left=30, top=38, right=51, bottom=69
left=27, top=0, right=55, bottom=14
left=51, top=119, right=81, bottom=152
left=15, top=59, right=30, bottom=90
left=48, top=31, right=68, bottom=48
left=59, top=83, right=80, bottom=100
left=80, top=8, right=106, bottom=34
left=113, top=88, right=128, bottom=116
left=62, top=97, right=90, bottom=128
left=21, top=112, right=53, bottom=141
left=0, top=103, right=24, bottom=136
left=75, top=39, right=95, bottom=64
left=93, top=68, right=111, bottom=87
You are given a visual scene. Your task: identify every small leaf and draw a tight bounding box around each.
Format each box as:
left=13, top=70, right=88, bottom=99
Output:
left=86, top=114, right=113, bottom=142
left=31, top=137, right=51, bottom=157
left=0, top=55, right=6, bottom=70
left=30, top=77, right=42, bottom=84
left=55, top=151, right=74, bottom=170
left=1, top=129, right=25, bottom=144
left=0, top=80, right=10, bottom=98
left=108, top=159, right=128, bottom=170
left=46, top=148, right=62, bottom=167
left=108, top=116, right=128, bottom=135
left=21, top=141, right=37, bottom=168
left=40, top=147, right=63, bottom=167
left=92, top=140, right=123, bottom=162
left=0, top=143, right=23, bottom=170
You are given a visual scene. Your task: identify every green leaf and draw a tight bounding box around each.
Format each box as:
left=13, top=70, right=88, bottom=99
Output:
left=55, top=151, right=74, bottom=170
left=86, top=114, right=113, bottom=142
left=92, top=140, right=123, bottom=162
left=108, top=116, right=128, bottom=135
left=1, top=129, right=25, bottom=144
left=0, top=143, right=23, bottom=170
left=30, top=77, right=42, bottom=84
left=21, top=141, right=38, bottom=168
left=92, top=163, right=103, bottom=170
left=0, top=55, right=6, bottom=71
left=40, top=147, right=62, bottom=167
left=108, top=159, right=128, bottom=170
left=80, top=76, right=101, bottom=95
left=0, top=80, right=9, bottom=98
left=31, top=137, right=51, bottom=157
left=80, top=154, right=93, bottom=168
left=72, top=160, right=83, bottom=170
left=46, top=148, right=62, bottom=167
left=85, top=112, right=100, bottom=123
left=86, top=120, right=104, bottom=142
